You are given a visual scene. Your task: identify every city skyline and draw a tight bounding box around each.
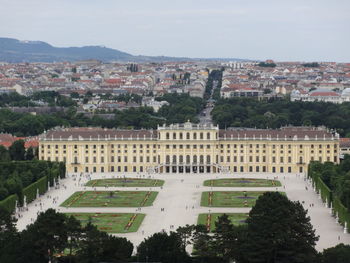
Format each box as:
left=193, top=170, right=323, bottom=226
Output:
left=1, top=0, right=349, bottom=62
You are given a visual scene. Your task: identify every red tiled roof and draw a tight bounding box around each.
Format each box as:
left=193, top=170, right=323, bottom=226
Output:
left=340, top=138, right=350, bottom=148
left=310, top=92, right=340, bottom=97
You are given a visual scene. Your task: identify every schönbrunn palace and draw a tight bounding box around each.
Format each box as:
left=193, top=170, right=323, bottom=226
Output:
left=39, top=121, right=340, bottom=174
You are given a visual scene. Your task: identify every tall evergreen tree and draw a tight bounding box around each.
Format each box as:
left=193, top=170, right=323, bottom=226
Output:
left=241, top=192, right=318, bottom=263
left=9, top=140, right=26, bottom=160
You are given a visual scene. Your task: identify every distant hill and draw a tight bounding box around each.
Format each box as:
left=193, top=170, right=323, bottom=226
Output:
left=0, top=37, right=247, bottom=63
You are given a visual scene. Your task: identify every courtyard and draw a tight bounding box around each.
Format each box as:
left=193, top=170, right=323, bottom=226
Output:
left=15, top=172, right=350, bottom=252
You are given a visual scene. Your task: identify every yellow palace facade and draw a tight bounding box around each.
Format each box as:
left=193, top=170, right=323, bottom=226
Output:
left=39, top=121, right=340, bottom=174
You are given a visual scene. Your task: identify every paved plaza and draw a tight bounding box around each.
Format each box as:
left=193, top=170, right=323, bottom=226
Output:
left=16, top=172, right=350, bottom=252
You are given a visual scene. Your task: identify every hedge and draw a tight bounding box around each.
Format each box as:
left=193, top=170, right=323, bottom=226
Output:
left=0, top=194, right=18, bottom=212
left=308, top=167, right=350, bottom=231
left=22, top=176, right=48, bottom=204
left=316, top=177, right=332, bottom=207
left=333, top=197, right=350, bottom=228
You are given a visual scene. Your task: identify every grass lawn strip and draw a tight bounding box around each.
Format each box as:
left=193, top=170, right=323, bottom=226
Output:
left=65, top=213, right=145, bottom=233
left=85, top=178, right=164, bottom=187
left=125, top=214, right=137, bottom=231
left=203, top=178, right=281, bottom=187
left=201, top=191, right=284, bottom=207
left=61, top=191, right=158, bottom=207
left=197, top=213, right=248, bottom=232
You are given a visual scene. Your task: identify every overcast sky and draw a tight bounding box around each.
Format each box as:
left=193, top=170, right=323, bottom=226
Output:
left=1, top=0, right=349, bottom=62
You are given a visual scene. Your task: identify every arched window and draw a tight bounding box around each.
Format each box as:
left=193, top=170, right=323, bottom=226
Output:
left=166, top=155, right=170, bottom=164
left=172, top=155, right=177, bottom=164
left=299, top=156, right=303, bottom=164
left=200, top=155, right=204, bottom=164
left=193, top=155, right=197, bottom=163
left=186, top=155, right=190, bottom=164
left=193, top=133, right=197, bottom=140
left=166, top=133, right=169, bottom=139
left=180, top=133, right=183, bottom=139
left=207, top=132, right=210, bottom=140
left=207, top=155, right=211, bottom=164
left=186, top=132, right=190, bottom=140
left=200, top=132, right=203, bottom=139
left=173, top=133, right=176, bottom=139
left=179, top=155, right=183, bottom=163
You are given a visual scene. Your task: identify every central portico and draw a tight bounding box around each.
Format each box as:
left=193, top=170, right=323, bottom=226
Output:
left=156, top=121, right=221, bottom=173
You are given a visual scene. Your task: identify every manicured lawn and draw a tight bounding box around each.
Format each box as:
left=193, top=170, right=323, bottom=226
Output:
left=203, top=178, right=281, bottom=187
left=201, top=191, right=283, bottom=207
left=61, top=191, right=158, bottom=207
left=85, top=178, right=164, bottom=187
left=198, top=213, right=248, bottom=231
left=65, top=213, right=145, bottom=233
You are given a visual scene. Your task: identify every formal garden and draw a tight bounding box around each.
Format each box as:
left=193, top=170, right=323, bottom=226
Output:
left=197, top=213, right=248, bottom=231
left=65, top=213, right=145, bottom=233
left=201, top=191, right=279, bottom=207
left=61, top=191, right=158, bottom=207
left=203, top=178, right=281, bottom=187
left=85, top=178, right=164, bottom=187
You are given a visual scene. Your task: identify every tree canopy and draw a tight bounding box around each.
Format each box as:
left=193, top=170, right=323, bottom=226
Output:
left=212, top=97, right=350, bottom=136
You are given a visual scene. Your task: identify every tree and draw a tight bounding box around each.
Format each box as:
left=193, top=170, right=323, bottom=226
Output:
left=192, top=224, right=217, bottom=261
left=26, top=147, right=35, bottom=160
left=0, top=145, right=10, bottom=161
left=176, top=224, right=194, bottom=250
left=241, top=192, right=318, bottom=263
left=321, top=243, right=350, bottom=263
left=0, top=208, right=20, bottom=263
left=137, top=231, right=191, bottom=263
left=9, top=140, right=25, bottom=160
left=76, top=222, right=133, bottom=263
left=212, top=214, right=237, bottom=262
left=20, top=209, right=69, bottom=262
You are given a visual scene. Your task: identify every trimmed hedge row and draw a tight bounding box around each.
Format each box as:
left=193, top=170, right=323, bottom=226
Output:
left=316, top=177, right=332, bottom=207
left=333, top=197, right=350, bottom=227
left=22, top=176, right=48, bottom=204
left=0, top=161, right=65, bottom=213
left=0, top=194, right=18, bottom=212
left=308, top=168, right=350, bottom=230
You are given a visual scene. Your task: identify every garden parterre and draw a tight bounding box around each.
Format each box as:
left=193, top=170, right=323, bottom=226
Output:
left=201, top=191, right=283, bottom=207
left=85, top=178, right=164, bottom=187
left=64, top=213, right=145, bottom=233
left=203, top=178, right=281, bottom=187
left=60, top=191, right=158, bottom=207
